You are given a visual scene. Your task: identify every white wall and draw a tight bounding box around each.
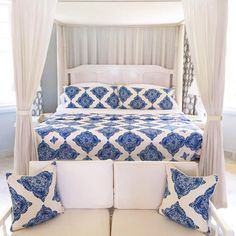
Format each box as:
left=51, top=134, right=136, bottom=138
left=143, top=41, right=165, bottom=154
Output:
left=41, top=25, right=58, bottom=113
left=223, top=112, right=236, bottom=153
left=0, top=107, right=15, bottom=158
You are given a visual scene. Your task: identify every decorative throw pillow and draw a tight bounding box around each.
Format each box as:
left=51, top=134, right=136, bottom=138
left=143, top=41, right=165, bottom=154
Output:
left=64, top=83, right=119, bottom=109
left=159, top=165, right=218, bottom=233
left=6, top=162, right=64, bottom=231
left=117, top=85, right=177, bottom=110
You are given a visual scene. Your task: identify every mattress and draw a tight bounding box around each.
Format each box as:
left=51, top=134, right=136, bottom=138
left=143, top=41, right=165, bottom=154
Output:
left=35, top=108, right=203, bottom=162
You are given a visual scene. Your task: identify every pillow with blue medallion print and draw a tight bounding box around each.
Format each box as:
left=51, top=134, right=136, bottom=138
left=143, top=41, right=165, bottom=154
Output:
left=64, top=83, right=119, bottom=109
left=159, top=165, right=218, bottom=234
left=6, top=162, right=64, bottom=231
left=117, top=84, right=177, bottom=110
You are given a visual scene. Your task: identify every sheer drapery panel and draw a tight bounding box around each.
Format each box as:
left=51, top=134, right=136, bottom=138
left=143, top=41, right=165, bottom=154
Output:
left=183, top=0, right=228, bottom=208
left=63, top=25, right=179, bottom=69
left=12, top=0, right=57, bottom=174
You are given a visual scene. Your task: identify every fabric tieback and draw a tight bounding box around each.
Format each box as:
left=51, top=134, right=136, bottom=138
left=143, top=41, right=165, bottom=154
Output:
left=207, top=115, right=222, bottom=121
left=17, top=110, right=31, bottom=116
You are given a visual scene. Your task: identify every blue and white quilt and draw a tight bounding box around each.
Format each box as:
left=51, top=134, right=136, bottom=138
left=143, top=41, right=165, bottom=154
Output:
left=35, top=112, right=203, bottom=162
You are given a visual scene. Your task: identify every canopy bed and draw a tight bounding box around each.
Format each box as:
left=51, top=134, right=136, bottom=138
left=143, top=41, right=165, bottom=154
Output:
left=12, top=0, right=227, bottom=208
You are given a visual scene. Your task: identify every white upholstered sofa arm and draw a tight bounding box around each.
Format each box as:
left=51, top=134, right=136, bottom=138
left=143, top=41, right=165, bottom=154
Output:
left=210, top=202, right=234, bottom=236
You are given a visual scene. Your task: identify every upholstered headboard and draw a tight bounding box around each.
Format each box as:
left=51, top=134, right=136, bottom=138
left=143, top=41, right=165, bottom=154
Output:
left=66, top=65, right=174, bottom=88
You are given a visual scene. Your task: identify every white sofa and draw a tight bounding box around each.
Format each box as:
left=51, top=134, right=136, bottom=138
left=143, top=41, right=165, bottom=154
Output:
left=0, top=160, right=234, bottom=236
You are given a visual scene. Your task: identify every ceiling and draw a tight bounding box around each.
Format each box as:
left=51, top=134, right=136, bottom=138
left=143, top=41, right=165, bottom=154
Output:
left=55, top=2, right=184, bottom=25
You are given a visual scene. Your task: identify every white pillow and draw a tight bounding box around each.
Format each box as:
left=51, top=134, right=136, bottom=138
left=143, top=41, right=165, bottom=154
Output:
left=159, top=165, right=218, bottom=233
left=6, top=162, right=64, bottom=231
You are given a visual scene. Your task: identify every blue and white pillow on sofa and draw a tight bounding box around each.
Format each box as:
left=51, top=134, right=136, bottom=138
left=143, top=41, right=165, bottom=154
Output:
left=64, top=83, right=119, bottom=109
left=159, top=165, right=218, bottom=233
left=6, top=162, right=64, bottom=231
left=118, top=84, right=177, bottom=110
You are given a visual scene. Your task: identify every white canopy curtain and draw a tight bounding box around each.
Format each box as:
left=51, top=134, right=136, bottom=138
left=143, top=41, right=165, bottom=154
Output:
left=64, top=26, right=178, bottom=68
left=183, top=0, right=228, bottom=208
left=12, top=0, right=57, bottom=174
left=57, top=24, right=184, bottom=105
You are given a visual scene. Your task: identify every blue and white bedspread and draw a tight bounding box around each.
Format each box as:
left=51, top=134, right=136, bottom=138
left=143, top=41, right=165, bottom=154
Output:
left=35, top=112, right=203, bottom=162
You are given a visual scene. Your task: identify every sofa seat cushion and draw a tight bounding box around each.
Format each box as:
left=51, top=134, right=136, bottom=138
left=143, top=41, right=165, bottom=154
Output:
left=111, top=209, right=205, bottom=236
left=9, top=209, right=110, bottom=236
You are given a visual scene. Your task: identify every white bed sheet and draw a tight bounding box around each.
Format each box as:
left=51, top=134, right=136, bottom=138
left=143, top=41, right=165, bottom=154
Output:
left=56, top=105, right=182, bottom=116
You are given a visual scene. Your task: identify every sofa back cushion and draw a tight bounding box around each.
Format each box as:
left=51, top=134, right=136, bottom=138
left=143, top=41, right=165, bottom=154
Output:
left=114, top=161, right=198, bottom=209
left=29, top=160, right=113, bottom=209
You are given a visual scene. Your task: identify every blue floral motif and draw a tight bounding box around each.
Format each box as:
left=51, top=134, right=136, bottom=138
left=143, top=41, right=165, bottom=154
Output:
left=8, top=187, right=32, bottom=222
left=117, top=132, right=143, bottom=153
left=98, top=127, right=119, bottom=139
left=119, top=86, right=132, bottom=102
left=161, top=133, right=185, bottom=156
left=17, top=171, right=53, bottom=202
left=163, top=184, right=171, bottom=198
left=38, top=141, right=56, bottom=161
left=159, top=96, right=173, bottom=109
left=73, top=131, right=100, bottom=153
left=55, top=127, right=77, bottom=139
left=185, top=132, right=202, bottom=151
left=129, top=96, right=147, bottom=109
left=133, top=88, right=142, bottom=93
left=50, top=136, right=58, bottom=144
left=139, top=144, right=164, bottom=161
left=36, top=126, right=54, bottom=139
left=91, top=86, right=108, bottom=99
left=125, top=156, right=134, bottom=161
left=180, top=152, right=190, bottom=160
left=52, top=187, right=61, bottom=202
left=144, top=89, right=161, bottom=103
left=106, top=92, right=119, bottom=108
left=96, top=142, right=122, bottom=160
left=189, top=183, right=217, bottom=220
left=122, top=125, right=137, bottom=130
left=77, top=92, right=94, bottom=108
left=65, top=86, right=80, bottom=99
left=95, top=102, right=105, bottom=109
left=56, top=142, right=78, bottom=160
left=103, top=121, right=117, bottom=127
left=171, top=168, right=206, bottom=199
left=139, top=128, right=162, bottom=140
left=162, top=202, right=199, bottom=229
left=22, top=205, right=58, bottom=228
left=67, top=102, right=77, bottom=108
left=81, top=124, right=97, bottom=130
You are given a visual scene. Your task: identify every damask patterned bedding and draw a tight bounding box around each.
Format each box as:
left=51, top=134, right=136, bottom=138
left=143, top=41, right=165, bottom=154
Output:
left=35, top=111, right=203, bottom=162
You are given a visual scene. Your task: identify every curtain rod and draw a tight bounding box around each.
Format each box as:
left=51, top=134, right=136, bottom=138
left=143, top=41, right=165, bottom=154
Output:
left=55, top=20, right=184, bottom=27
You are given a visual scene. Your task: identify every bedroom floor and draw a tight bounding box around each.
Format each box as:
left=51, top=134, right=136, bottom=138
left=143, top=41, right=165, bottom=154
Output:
left=0, top=156, right=236, bottom=233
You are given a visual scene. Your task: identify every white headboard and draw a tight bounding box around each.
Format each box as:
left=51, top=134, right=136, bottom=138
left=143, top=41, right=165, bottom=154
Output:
left=66, top=65, right=174, bottom=88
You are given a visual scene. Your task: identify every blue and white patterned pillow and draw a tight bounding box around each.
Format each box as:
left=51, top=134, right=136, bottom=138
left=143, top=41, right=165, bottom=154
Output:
left=159, top=166, right=218, bottom=233
left=6, top=162, right=64, bottom=231
left=118, top=85, right=177, bottom=110
left=64, top=84, right=119, bottom=109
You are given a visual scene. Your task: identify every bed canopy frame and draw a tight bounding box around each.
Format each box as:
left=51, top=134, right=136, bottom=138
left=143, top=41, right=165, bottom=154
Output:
left=12, top=0, right=227, bottom=209
left=56, top=2, right=185, bottom=106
